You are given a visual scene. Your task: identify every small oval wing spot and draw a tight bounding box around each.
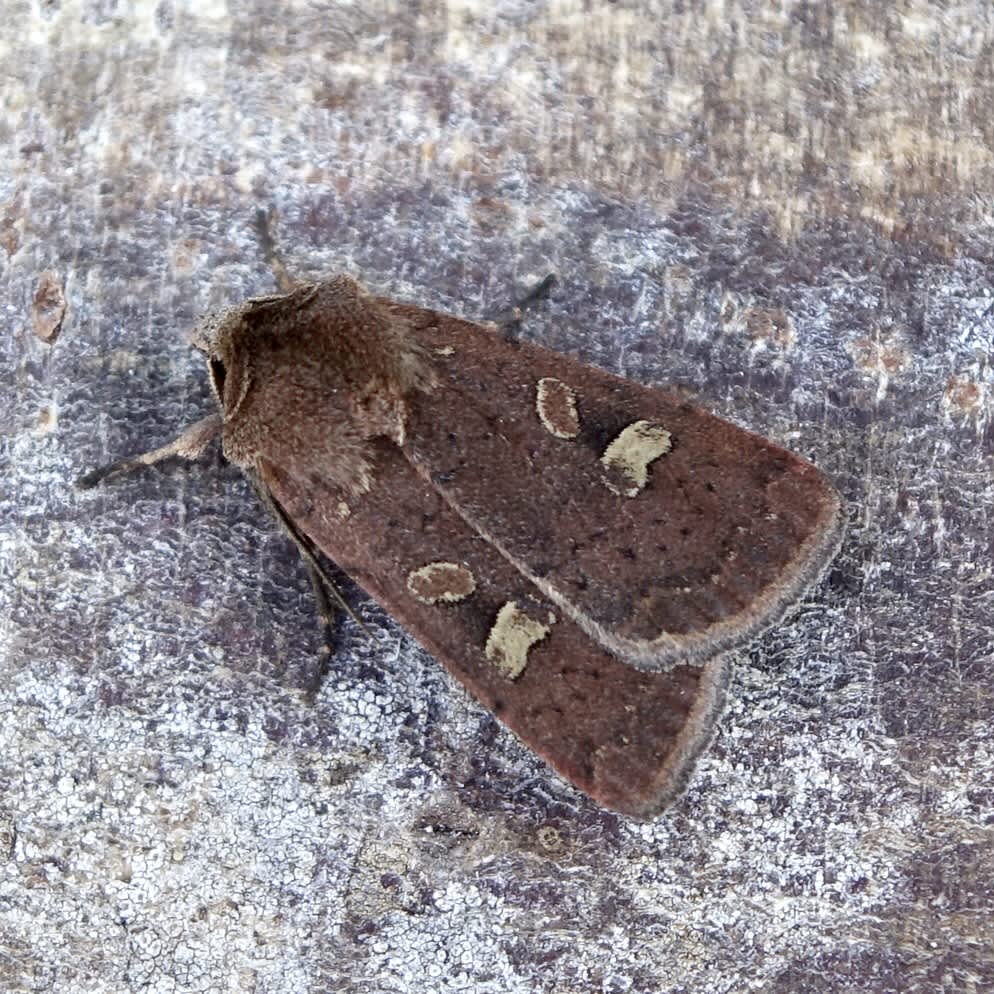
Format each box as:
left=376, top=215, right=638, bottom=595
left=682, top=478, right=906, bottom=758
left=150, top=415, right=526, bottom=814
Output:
left=535, top=377, right=580, bottom=439
left=600, top=420, right=672, bottom=497
left=406, top=561, right=477, bottom=605
left=484, top=601, right=555, bottom=680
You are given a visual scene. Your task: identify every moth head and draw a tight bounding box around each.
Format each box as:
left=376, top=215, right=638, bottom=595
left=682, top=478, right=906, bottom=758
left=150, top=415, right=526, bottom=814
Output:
left=187, top=303, right=252, bottom=417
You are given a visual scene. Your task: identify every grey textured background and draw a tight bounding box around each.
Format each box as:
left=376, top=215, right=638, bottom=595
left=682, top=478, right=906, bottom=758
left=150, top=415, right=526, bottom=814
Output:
left=2, top=2, right=993, bottom=992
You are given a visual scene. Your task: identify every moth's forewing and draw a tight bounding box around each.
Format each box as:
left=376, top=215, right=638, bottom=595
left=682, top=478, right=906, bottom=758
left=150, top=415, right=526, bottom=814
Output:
left=260, top=441, right=729, bottom=819
left=387, top=303, right=842, bottom=672
left=88, top=276, right=840, bottom=816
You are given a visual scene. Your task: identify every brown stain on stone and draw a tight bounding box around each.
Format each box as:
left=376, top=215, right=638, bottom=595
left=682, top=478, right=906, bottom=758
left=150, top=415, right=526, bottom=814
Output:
left=943, top=374, right=988, bottom=422
left=745, top=306, right=796, bottom=350
left=848, top=333, right=911, bottom=399
left=31, top=271, right=66, bottom=344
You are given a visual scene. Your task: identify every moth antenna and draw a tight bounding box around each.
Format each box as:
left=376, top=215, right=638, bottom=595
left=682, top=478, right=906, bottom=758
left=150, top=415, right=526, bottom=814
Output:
left=252, top=207, right=298, bottom=294
left=488, top=273, right=557, bottom=333
left=77, top=414, right=222, bottom=489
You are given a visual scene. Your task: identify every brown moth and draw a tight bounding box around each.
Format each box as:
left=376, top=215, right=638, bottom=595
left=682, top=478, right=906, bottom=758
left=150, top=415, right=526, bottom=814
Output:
left=81, top=274, right=842, bottom=818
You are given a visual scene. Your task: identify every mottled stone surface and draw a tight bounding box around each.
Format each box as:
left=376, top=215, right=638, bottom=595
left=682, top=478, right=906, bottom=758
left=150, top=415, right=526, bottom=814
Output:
left=2, top=2, right=992, bottom=992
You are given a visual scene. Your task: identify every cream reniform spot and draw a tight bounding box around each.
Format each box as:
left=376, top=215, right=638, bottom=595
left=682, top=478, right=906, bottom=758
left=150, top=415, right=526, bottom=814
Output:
left=600, top=420, right=672, bottom=496
left=484, top=601, right=555, bottom=679
left=406, top=561, right=477, bottom=605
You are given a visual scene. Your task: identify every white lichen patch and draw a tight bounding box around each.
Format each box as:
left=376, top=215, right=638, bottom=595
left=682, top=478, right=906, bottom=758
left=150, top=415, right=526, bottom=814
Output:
left=600, top=420, right=672, bottom=496
left=406, top=561, right=477, bottom=605
left=484, top=601, right=555, bottom=679
left=536, top=377, right=580, bottom=439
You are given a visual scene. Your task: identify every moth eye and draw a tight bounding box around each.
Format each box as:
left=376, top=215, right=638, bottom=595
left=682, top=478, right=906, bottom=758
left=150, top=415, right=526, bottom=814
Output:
left=209, top=357, right=227, bottom=398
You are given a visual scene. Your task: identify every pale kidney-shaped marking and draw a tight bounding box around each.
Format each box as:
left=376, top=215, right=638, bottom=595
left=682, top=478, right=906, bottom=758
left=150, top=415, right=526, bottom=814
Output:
left=484, top=601, right=556, bottom=679
left=600, top=420, right=672, bottom=497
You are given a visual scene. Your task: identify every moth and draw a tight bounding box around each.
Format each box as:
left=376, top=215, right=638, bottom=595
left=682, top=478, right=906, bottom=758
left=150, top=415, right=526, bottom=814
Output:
left=81, top=273, right=842, bottom=818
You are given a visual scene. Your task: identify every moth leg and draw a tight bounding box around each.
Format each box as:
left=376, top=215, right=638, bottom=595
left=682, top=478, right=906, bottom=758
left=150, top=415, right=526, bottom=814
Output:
left=250, top=475, right=372, bottom=696
left=252, top=207, right=297, bottom=294
left=488, top=273, right=557, bottom=334
left=300, top=558, right=337, bottom=699
left=77, top=413, right=222, bottom=489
